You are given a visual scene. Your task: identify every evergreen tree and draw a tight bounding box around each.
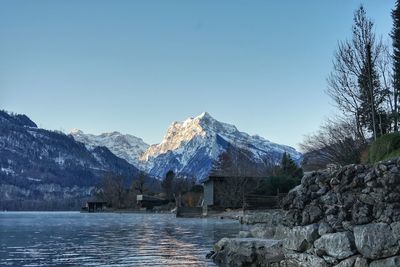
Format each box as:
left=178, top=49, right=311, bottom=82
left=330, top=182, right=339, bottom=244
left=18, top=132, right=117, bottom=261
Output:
left=279, top=152, right=303, bottom=179
left=358, top=43, right=388, bottom=137
left=392, top=0, right=400, bottom=132
left=132, top=171, right=148, bottom=194
left=161, top=170, right=175, bottom=200
left=327, top=5, right=392, bottom=141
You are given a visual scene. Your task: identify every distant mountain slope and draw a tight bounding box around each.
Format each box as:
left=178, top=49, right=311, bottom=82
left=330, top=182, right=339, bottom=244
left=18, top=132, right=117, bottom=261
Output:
left=70, top=130, right=149, bottom=166
left=0, top=110, right=140, bottom=210
left=139, top=112, right=302, bottom=180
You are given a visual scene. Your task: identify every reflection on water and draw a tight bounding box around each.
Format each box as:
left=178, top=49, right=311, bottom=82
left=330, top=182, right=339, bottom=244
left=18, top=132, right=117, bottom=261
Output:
left=0, top=212, right=241, bottom=266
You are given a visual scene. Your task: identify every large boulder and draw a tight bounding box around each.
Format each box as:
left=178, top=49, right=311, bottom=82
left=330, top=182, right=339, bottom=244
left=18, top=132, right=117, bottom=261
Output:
left=333, top=256, right=359, bottom=267
left=314, top=232, right=356, bottom=260
left=281, top=252, right=328, bottom=267
left=211, top=238, right=284, bottom=266
left=302, top=204, right=323, bottom=225
left=274, top=225, right=290, bottom=240
left=249, top=224, right=276, bottom=238
left=284, top=224, right=319, bottom=252
left=240, top=210, right=286, bottom=225
left=390, top=221, right=400, bottom=240
left=353, top=256, right=368, bottom=267
left=238, top=231, right=251, bottom=238
left=353, top=223, right=399, bottom=259
left=318, top=223, right=333, bottom=236
left=369, top=256, right=400, bottom=267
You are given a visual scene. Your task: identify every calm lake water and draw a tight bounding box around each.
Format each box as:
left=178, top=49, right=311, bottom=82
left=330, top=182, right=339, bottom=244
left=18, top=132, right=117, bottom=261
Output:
left=0, top=212, right=241, bottom=266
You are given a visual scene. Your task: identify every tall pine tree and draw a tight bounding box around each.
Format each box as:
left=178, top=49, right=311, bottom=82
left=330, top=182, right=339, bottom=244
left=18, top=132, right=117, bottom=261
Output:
left=279, top=152, right=303, bottom=179
left=358, top=43, right=387, bottom=137
left=392, top=0, right=400, bottom=132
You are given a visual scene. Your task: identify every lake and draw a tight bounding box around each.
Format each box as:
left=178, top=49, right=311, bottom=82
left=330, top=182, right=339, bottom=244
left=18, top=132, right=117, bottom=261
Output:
left=0, top=212, right=241, bottom=266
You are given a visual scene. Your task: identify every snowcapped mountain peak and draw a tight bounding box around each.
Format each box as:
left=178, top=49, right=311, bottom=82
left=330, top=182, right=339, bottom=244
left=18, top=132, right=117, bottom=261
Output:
left=71, top=113, right=302, bottom=181
left=141, top=114, right=209, bottom=161
left=198, top=111, right=213, bottom=120
left=139, top=112, right=302, bottom=180
left=70, top=128, right=83, bottom=135
left=70, top=130, right=149, bottom=166
left=194, top=112, right=218, bottom=126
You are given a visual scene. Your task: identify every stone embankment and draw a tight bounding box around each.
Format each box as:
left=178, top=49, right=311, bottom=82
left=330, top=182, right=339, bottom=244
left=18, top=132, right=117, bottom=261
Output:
left=207, top=158, right=400, bottom=266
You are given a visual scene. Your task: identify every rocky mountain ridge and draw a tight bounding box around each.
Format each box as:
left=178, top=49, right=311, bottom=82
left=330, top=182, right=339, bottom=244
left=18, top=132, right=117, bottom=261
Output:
left=70, top=129, right=149, bottom=166
left=141, top=112, right=301, bottom=180
left=73, top=112, right=302, bottom=180
left=0, top=109, right=302, bottom=209
left=0, top=110, right=140, bottom=210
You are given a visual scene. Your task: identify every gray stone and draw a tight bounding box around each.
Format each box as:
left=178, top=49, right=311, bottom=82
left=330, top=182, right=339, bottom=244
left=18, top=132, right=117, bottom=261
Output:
left=342, top=221, right=353, bottom=231
left=369, top=256, right=400, bottom=267
left=387, top=192, right=400, bottom=202
left=333, top=256, right=357, bottom=267
left=273, top=225, right=290, bottom=240
left=314, top=231, right=356, bottom=260
left=317, top=187, right=328, bottom=196
left=330, top=177, right=340, bottom=187
left=284, top=224, right=319, bottom=252
left=240, top=210, right=285, bottom=225
left=318, top=222, right=333, bottom=236
left=358, top=193, right=375, bottom=205
left=341, top=192, right=357, bottom=209
left=285, top=209, right=302, bottom=227
left=353, top=223, right=399, bottom=259
left=390, top=221, right=400, bottom=241
left=323, top=255, right=338, bottom=265
left=281, top=252, right=328, bottom=267
left=302, top=172, right=317, bottom=187
left=238, top=230, right=251, bottom=238
left=353, top=256, right=368, bottom=267
left=363, top=171, right=376, bottom=183
left=370, top=189, right=385, bottom=203
left=325, top=205, right=339, bottom=216
left=378, top=164, right=388, bottom=172
left=212, top=238, right=284, bottom=266
left=302, top=205, right=323, bottom=225
left=351, top=202, right=372, bottom=225
left=249, top=224, right=275, bottom=238
left=326, top=214, right=344, bottom=231
left=366, top=179, right=377, bottom=187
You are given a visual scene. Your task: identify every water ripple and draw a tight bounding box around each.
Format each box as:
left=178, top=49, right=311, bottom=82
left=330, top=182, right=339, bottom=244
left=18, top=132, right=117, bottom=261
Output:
left=0, top=212, right=241, bottom=266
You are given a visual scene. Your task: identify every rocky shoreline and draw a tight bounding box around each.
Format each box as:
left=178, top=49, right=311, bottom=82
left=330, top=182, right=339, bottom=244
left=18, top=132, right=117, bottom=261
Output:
left=207, top=158, right=400, bottom=266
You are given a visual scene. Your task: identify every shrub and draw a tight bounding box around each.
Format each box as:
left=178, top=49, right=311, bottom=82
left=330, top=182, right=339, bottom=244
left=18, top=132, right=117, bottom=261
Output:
left=368, top=133, right=400, bottom=163
left=253, top=176, right=301, bottom=196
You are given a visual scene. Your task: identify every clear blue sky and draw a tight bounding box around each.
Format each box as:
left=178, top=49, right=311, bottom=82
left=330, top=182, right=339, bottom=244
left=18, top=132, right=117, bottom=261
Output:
left=0, top=1, right=395, bottom=149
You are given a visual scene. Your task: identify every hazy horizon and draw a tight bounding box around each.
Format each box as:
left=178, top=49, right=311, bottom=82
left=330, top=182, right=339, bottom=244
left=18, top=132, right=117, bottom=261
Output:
left=0, top=1, right=395, bottom=149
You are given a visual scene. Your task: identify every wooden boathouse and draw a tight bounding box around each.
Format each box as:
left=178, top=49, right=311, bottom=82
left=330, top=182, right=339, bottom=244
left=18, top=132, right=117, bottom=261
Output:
left=81, top=201, right=107, bottom=212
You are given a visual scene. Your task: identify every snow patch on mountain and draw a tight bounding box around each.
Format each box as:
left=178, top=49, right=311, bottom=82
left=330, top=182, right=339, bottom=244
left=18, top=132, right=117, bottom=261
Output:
left=70, top=130, right=149, bottom=166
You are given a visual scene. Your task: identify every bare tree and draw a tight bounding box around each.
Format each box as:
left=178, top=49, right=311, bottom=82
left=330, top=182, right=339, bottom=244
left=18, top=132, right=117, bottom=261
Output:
left=172, top=175, right=195, bottom=207
left=210, top=145, right=271, bottom=208
left=327, top=6, right=391, bottom=140
left=300, top=118, right=367, bottom=169
left=132, top=171, right=148, bottom=195
left=96, top=173, right=127, bottom=209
